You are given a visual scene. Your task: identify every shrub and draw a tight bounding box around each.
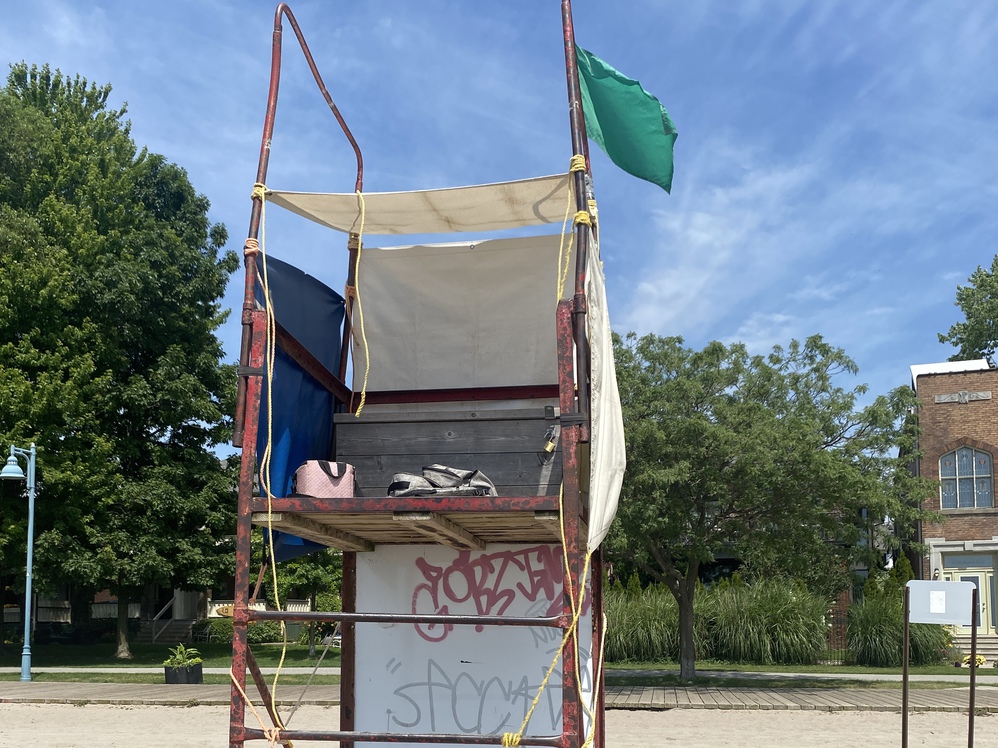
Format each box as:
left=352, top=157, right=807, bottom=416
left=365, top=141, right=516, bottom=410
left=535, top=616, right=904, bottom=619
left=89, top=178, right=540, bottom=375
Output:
left=704, top=579, right=825, bottom=665
left=203, top=617, right=286, bottom=644
left=625, top=572, right=643, bottom=599
left=605, top=577, right=826, bottom=665
left=207, top=617, right=234, bottom=643
left=605, top=584, right=686, bottom=662
left=848, top=596, right=901, bottom=666
left=247, top=620, right=284, bottom=644
left=847, top=596, right=949, bottom=667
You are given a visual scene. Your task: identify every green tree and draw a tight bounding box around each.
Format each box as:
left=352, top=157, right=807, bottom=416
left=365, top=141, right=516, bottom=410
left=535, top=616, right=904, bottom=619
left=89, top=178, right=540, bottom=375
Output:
left=0, top=64, right=239, bottom=658
left=938, top=256, right=998, bottom=361
left=608, top=333, right=930, bottom=680
left=273, top=550, right=342, bottom=656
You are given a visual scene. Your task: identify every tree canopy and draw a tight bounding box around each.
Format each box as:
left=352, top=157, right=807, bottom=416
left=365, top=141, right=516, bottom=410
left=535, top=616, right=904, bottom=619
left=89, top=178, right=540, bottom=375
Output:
left=938, top=255, right=998, bottom=362
left=0, top=63, right=239, bottom=656
left=608, top=332, right=930, bottom=679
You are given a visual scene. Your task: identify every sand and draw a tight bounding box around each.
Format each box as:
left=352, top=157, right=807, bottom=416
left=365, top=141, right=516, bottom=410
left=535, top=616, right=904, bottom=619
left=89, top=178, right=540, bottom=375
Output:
left=0, top=704, right=994, bottom=747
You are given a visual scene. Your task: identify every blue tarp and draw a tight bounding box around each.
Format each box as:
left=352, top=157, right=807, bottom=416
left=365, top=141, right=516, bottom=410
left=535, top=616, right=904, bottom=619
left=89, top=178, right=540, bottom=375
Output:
left=254, top=254, right=345, bottom=562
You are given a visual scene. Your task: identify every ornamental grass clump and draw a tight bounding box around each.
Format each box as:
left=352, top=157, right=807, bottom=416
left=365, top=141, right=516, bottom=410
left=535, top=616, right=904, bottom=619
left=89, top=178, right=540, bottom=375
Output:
left=605, top=583, right=683, bottom=662
left=847, top=594, right=950, bottom=667
left=704, top=579, right=825, bottom=665
left=605, top=575, right=826, bottom=665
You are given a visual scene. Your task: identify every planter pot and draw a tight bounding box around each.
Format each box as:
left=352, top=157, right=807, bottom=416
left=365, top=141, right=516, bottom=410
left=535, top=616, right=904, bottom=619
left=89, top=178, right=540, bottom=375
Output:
left=164, top=663, right=203, bottom=684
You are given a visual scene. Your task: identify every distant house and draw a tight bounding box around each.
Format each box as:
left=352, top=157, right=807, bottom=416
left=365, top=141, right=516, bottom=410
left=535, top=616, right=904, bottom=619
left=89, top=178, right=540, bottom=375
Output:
left=910, top=359, right=998, bottom=645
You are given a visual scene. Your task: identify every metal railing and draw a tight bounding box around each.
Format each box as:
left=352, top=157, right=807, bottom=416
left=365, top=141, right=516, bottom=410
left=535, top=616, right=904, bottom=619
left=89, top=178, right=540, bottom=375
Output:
left=150, top=597, right=174, bottom=643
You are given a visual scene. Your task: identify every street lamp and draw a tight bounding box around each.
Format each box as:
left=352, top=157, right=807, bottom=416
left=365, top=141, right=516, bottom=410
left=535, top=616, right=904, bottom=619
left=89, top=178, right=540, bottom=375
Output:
left=1, top=443, right=36, bottom=682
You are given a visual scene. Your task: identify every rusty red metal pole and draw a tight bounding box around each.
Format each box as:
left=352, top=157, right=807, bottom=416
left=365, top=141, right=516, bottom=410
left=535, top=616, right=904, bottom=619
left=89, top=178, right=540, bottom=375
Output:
left=235, top=2, right=364, bottom=444
left=901, top=583, right=910, bottom=748
left=340, top=551, right=357, bottom=748
left=969, top=586, right=977, bottom=748
left=230, top=311, right=266, bottom=748
left=557, top=300, right=583, bottom=748
left=560, top=0, right=592, bottom=427
left=593, top=549, right=605, bottom=748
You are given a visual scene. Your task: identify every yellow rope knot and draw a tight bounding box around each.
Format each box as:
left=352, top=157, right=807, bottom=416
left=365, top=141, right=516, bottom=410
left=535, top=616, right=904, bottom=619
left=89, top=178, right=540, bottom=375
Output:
left=243, top=237, right=260, bottom=257
left=573, top=210, right=592, bottom=227
left=251, top=182, right=267, bottom=201
left=502, top=733, right=521, bottom=747
left=569, top=153, right=587, bottom=172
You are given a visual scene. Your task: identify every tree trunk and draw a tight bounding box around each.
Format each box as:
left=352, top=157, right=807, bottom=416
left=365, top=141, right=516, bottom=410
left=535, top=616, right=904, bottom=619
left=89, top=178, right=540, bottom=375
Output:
left=676, top=561, right=699, bottom=681
left=114, top=590, right=133, bottom=660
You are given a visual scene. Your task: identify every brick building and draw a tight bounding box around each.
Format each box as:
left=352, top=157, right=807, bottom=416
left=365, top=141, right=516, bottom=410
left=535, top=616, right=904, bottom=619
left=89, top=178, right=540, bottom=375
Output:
left=911, top=360, right=998, bottom=641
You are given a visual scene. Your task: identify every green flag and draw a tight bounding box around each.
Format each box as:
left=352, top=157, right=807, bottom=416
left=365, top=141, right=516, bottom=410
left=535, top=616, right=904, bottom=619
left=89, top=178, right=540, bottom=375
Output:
left=576, top=45, right=677, bottom=193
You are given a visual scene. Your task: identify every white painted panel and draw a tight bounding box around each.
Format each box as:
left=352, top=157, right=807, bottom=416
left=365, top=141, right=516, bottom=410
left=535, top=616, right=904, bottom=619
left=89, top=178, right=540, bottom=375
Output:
left=907, top=580, right=975, bottom=625
left=356, top=544, right=593, bottom=747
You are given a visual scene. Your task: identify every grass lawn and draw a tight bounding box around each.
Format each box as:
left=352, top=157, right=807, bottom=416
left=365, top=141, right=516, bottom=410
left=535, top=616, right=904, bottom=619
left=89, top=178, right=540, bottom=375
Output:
left=0, top=641, right=340, bottom=670
left=3, top=642, right=994, bottom=690
left=0, top=671, right=340, bottom=685
left=605, top=660, right=994, bottom=678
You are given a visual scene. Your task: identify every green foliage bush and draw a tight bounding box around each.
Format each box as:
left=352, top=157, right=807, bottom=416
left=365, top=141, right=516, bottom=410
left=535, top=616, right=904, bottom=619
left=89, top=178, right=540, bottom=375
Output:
left=606, top=578, right=826, bottom=665
left=204, top=617, right=284, bottom=644
left=247, top=621, right=284, bottom=644
left=605, top=584, right=685, bottom=662
left=847, top=595, right=950, bottom=667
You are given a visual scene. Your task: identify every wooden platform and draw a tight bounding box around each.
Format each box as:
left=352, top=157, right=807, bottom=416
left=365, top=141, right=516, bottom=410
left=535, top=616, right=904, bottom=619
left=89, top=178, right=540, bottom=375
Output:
left=603, top=684, right=998, bottom=712
left=250, top=494, right=587, bottom=551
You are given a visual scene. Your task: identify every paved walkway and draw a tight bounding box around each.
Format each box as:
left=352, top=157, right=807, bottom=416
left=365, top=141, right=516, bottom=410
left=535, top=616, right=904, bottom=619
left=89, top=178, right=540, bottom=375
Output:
left=2, top=670, right=997, bottom=712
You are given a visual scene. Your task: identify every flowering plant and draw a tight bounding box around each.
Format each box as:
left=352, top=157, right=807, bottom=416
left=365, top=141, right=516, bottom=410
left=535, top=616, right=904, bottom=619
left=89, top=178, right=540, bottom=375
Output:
left=962, top=654, right=987, bottom=668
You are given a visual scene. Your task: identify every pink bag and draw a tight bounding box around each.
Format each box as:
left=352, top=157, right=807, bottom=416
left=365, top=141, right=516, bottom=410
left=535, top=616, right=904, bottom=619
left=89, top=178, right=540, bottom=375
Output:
left=292, top=461, right=356, bottom=498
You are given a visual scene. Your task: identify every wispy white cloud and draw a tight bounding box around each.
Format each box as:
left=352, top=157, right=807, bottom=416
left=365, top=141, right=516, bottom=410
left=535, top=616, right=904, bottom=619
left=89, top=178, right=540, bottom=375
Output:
left=3, top=0, right=997, bottom=407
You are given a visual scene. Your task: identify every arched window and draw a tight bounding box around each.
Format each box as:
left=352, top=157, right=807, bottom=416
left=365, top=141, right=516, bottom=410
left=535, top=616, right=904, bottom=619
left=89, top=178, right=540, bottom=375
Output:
left=939, top=447, right=993, bottom=509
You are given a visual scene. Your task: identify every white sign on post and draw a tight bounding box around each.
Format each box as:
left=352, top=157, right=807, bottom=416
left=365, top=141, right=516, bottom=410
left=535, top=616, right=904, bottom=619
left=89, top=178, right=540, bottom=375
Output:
left=906, top=580, right=974, bottom=625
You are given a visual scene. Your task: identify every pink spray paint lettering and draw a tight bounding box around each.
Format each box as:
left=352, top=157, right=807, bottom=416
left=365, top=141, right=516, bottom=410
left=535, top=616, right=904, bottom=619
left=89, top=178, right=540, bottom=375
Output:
left=410, top=544, right=589, bottom=642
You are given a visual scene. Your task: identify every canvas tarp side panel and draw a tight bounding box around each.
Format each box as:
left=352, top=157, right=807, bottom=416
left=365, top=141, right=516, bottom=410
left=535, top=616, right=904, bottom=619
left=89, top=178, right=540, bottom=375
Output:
left=584, top=234, right=625, bottom=549
left=352, top=234, right=573, bottom=392
left=254, top=254, right=346, bottom=562
left=266, top=173, right=574, bottom=235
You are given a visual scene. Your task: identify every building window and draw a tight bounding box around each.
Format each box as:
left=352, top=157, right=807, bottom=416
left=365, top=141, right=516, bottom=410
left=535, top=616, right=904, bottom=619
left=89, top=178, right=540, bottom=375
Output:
left=939, top=447, right=993, bottom=509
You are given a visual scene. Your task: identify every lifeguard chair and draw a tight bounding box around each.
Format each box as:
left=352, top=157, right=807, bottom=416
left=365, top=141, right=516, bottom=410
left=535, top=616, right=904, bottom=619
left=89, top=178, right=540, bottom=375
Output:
left=228, top=4, right=625, bottom=746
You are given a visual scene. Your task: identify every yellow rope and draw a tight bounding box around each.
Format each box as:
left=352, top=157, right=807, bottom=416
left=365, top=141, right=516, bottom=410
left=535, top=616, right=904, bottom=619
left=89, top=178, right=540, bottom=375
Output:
left=351, top=191, right=371, bottom=417
left=557, top=156, right=593, bottom=300
left=579, top=610, right=608, bottom=748
left=502, top=484, right=592, bottom=747
left=230, top=670, right=283, bottom=746
left=249, top=182, right=291, bottom=738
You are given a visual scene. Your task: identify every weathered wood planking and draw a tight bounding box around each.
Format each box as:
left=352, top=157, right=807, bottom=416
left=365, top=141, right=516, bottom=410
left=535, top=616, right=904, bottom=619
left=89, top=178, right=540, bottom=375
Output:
left=253, top=510, right=573, bottom=547
left=334, top=409, right=563, bottom=497
left=345, top=452, right=563, bottom=496
left=335, top=419, right=557, bottom=455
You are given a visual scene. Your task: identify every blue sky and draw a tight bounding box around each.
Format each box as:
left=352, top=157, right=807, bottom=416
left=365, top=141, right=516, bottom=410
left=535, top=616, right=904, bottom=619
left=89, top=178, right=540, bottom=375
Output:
left=5, top=0, right=997, bottom=405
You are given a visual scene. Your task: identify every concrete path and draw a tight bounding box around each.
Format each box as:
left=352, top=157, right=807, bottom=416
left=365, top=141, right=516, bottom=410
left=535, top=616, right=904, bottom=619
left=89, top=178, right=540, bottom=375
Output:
left=5, top=666, right=997, bottom=683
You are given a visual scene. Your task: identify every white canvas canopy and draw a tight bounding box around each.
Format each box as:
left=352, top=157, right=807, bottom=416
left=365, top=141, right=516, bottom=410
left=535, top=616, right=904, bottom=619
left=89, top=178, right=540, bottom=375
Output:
left=267, top=174, right=623, bottom=549
left=267, top=173, right=574, bottom=235
left=352, top=235, right=571, bottom=392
